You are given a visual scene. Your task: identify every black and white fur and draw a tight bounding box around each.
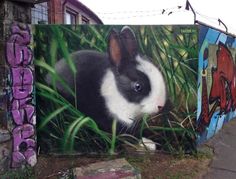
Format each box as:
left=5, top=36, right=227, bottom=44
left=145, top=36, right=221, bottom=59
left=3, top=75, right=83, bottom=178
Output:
left=47, top=26, right=167, bottom=150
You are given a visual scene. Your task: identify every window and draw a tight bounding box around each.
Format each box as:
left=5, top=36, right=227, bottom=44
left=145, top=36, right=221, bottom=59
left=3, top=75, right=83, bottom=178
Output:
left=31, top=2, right=48, bottom=24
left=82, top=16, right=89, bottom=24
left=65, top=9, right=77, bottom=24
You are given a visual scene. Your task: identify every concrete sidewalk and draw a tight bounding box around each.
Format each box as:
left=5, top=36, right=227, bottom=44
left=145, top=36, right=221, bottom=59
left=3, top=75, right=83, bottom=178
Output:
left=203, top=119, right=236, bottom=179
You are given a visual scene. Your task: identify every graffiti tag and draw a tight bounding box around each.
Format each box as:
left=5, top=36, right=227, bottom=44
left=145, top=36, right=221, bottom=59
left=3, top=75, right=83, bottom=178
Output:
left=209, top=42, right=236, bottom=112
left=198, top=42, right=236, bottom=132
left=6, top=23, right=36, bottom=168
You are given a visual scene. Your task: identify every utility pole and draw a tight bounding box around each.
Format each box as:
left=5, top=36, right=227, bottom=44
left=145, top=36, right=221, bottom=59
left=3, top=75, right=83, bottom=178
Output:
left=218, top=18, right=228, bottom=33
left=185, top=0, right=196, bottom=24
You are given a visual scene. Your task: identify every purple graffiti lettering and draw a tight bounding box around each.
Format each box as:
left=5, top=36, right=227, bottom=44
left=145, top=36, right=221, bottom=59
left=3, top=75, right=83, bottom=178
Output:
left=12, top=108, right=35, bottom=125
left=12, top=124, right=35, bottom=149
left=12, top=124, right=36, bottom=167
left=12, top=148, right=36, bottom=168
left=6, top=23, right=36, bottom=168
left=12, top=151, right=25, bottom=168
left=11, top=97, right=32, bottom=110
left=12, top=85, right=33, bottom=99
left=6, top=43, right=33, bottom=67
left=11, top=67, right=33, bottom=86
left=8, top=23, right=31, bottom=45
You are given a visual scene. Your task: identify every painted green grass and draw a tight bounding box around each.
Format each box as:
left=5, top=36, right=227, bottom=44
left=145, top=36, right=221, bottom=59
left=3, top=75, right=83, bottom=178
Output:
left=34, top=25, right=198, bottom=154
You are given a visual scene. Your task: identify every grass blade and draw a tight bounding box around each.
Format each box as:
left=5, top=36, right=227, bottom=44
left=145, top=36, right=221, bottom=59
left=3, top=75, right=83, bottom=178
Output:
left=38, top=104, right=70, bottom=130
left=109, top=119, right=117, bottom=155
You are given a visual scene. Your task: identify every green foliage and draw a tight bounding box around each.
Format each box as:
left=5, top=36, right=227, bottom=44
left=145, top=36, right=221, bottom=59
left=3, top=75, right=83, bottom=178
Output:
left=0, top=167, right=35, bottom=179
left=34, top=25, right=198, bottom=154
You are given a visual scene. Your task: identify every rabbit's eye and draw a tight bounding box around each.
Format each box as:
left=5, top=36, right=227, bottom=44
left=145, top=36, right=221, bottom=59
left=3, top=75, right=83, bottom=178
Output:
left=133, top=82, right=142, bottom=92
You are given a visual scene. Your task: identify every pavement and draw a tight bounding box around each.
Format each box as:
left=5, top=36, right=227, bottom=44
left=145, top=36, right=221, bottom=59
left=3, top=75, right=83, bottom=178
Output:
left=203, top=119, right=236, bottom=179
left=72, top=158, right=141, bottom=179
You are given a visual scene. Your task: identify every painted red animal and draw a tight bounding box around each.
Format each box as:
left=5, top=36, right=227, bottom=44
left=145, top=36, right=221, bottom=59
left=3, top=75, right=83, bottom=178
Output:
left=209, top=42, right=236, bottom=113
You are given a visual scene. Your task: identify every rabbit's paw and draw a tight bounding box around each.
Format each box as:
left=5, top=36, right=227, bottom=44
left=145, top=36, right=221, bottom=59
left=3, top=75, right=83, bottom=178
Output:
left=139, top=137, right=156, bottom=151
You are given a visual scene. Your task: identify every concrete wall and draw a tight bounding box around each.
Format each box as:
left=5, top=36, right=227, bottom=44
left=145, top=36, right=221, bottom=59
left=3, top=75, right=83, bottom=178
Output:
left=197, top=24, right=236, bottom=143
left=0, top=0, right=36, bottom=173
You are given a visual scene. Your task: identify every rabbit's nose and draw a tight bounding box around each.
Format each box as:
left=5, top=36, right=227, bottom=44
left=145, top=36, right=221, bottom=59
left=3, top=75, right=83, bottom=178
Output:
left=157, top=106, right=163, bottom=111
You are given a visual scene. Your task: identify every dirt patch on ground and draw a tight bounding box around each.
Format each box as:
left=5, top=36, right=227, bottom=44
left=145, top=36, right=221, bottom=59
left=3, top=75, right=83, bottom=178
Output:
left=35, top=151, right=211, bottom=179
left=127, top=152, right=211, bottom=179
left=129, top=154, right=211, bottom=179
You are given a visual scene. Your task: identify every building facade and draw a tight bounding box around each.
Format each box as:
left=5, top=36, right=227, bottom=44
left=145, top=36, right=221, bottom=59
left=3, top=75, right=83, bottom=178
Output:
left=31, top=0, right=103, bottom=24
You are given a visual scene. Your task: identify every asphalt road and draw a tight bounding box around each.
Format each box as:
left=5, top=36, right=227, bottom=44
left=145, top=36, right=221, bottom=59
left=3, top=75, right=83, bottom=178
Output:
left=203, top=119, right=236, bottom=179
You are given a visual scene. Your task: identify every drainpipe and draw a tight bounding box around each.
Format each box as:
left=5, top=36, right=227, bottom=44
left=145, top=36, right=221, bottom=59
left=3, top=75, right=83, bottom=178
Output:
left=62, top=0, right=68, bottom=23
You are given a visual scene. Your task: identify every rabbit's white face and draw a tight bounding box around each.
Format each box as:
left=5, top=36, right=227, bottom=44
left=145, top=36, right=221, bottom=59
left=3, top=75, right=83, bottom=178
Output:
left=100, top=55, right=166, bottom=126
left=100, top=26, right=166, bottom=126
left=101, top=69, right=140, bottom=126
left=136, top=55, right=166, bottom=115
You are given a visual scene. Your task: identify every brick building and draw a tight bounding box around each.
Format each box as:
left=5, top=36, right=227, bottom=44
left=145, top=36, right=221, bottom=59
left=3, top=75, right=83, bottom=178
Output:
left=32, top=0, right=103, bottom=24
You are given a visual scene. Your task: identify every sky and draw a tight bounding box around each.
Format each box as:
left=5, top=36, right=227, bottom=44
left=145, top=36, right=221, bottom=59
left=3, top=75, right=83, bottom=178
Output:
left=79, top=0, right=236, bottom=36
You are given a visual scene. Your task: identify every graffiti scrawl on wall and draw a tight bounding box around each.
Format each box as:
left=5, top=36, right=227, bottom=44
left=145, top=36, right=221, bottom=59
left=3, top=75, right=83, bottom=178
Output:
left=197, top=25, right=236, bottom=143
left=6, top=23, right=36, bottom=167
left=210, top=43, right=236, bottom=113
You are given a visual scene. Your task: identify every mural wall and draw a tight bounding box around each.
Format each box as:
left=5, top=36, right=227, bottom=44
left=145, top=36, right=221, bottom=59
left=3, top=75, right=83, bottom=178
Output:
left=197, top=25, right=236, bottom=143
left=34, top=25, right=198, bottom=154
left=3, top=23, right=236, bottom=169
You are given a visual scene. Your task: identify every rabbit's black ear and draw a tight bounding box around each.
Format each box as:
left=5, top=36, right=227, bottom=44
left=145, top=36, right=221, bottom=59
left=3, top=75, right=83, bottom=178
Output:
left=120, top=26, right=138, bottom=58
left=108, top=29, right=122, bottom=67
